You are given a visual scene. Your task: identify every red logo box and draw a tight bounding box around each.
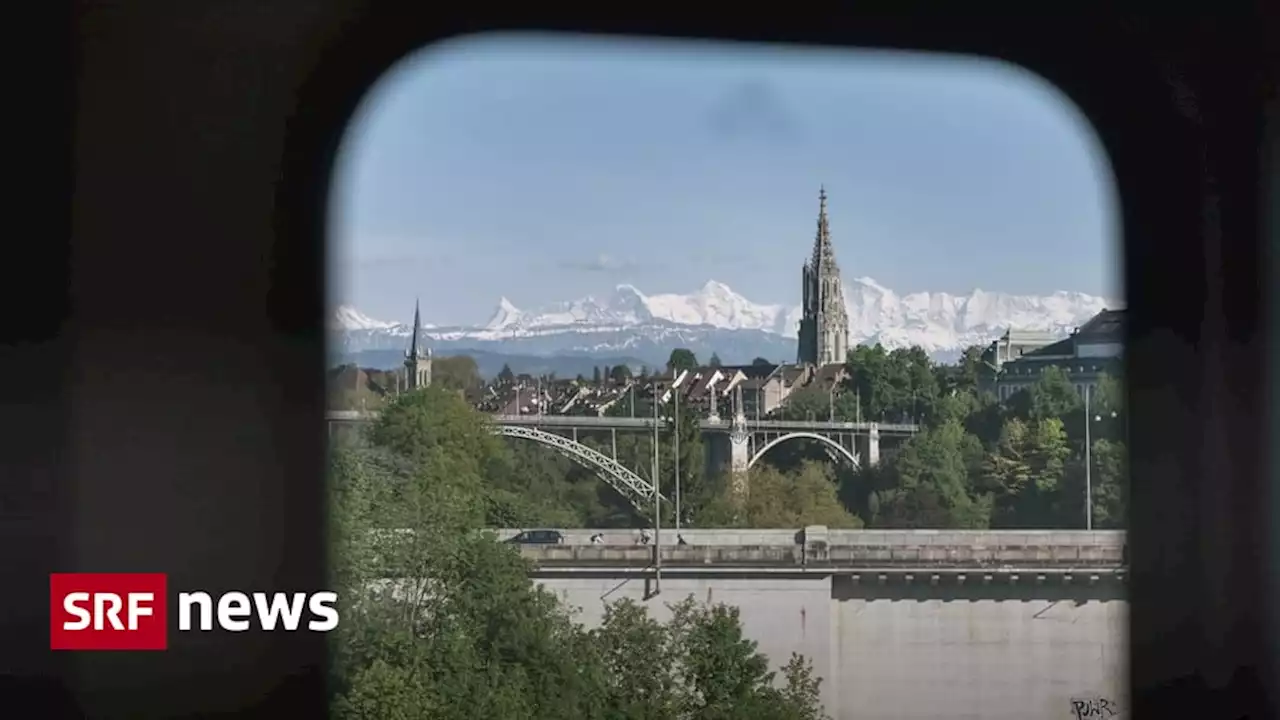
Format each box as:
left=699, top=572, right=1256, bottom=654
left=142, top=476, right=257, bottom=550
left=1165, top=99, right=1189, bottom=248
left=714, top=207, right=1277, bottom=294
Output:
left=50, top=573, right=168, bottom=651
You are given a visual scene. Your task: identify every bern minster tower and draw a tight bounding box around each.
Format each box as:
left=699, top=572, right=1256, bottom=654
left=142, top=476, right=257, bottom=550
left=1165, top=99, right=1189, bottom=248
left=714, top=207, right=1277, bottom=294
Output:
left=797, top=187, right=851, bottom=366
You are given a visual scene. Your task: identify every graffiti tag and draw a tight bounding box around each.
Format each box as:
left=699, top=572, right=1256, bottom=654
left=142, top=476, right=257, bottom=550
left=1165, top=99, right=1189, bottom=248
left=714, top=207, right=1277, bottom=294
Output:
left=1070, top=696, right=1120, bottom=719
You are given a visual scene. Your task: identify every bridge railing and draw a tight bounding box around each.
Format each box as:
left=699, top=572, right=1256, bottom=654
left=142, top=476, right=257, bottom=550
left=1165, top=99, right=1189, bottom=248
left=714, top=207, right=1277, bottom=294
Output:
left=478, top=414, right=921, bottom=433
left=490, top=527, right=1126, bottom=548
left=326, top=410, right=920, bottom=434
left=515, top=543, right=1126, bottom=569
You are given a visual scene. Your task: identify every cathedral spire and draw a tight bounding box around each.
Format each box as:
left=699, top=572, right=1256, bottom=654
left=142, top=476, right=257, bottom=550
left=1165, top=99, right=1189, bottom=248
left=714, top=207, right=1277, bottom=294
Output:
left=813, top=186, right=835, bottom=269
left=797, top=186, right=850, bottom=367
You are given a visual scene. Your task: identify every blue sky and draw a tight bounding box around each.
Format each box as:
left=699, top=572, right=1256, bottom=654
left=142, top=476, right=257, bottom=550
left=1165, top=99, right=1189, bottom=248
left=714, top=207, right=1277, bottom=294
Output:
left=329, top=33, right=1120, bottom=327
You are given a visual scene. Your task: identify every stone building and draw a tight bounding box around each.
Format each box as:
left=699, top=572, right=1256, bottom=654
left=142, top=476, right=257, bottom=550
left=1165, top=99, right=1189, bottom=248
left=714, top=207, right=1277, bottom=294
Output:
left=797, top=187, right=851, bottom=367
left=988, top=309, right=1124, bottom=402
left=976, top=328, right=1063, bottom=396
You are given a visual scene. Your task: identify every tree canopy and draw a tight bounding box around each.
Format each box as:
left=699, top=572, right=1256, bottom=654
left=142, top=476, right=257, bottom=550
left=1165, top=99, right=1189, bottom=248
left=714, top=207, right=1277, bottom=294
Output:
left=332, top=339, right=1126, bottom=532
left=329, top=387, right=831, bottom=719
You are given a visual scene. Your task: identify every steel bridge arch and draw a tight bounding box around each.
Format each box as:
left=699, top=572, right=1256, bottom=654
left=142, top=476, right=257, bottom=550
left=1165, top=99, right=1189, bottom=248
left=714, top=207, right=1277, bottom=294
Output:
left=494, top=425, right=664, bottom=511
left=747, top=432, right=860, bottom=470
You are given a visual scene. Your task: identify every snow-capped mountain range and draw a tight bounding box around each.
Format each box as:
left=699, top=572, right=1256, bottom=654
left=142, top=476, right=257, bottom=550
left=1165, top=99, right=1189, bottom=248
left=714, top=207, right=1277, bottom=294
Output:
left=332, top=277, right=1117, bottom=368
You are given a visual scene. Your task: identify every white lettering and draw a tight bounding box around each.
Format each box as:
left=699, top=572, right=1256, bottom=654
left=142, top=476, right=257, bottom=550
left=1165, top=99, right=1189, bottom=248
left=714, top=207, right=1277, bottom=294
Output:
left=95, top=593, right=123, bottom=630
left=170, top=590, right=341, bottom=632
left=307, top=592, right=339, bottom=631
left=126, top=593, right=153, bottom=630
left=178, top=591, right=214, bottom=631
left=217, top=592, right=251, bottom=631
left=253, top=593, right=306, bottom=631
left=62, top=592, right=91, bottom=630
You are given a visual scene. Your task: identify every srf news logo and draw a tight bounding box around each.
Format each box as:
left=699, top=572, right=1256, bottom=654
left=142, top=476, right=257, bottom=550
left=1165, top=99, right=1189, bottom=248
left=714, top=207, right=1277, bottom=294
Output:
left=50, top=573, right=339, bottom=651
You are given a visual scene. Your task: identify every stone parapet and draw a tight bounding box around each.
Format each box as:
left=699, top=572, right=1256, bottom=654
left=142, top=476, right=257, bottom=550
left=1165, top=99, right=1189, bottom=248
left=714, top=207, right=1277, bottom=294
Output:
left=516, top=540, right=1125, bottom=570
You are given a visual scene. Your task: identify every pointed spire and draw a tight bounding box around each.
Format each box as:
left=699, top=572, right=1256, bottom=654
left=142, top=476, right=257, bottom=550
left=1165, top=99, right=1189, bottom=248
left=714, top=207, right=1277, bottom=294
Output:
left=812, top=186, right=835, bottom=269
left=408, top=298, right=422, bottom=359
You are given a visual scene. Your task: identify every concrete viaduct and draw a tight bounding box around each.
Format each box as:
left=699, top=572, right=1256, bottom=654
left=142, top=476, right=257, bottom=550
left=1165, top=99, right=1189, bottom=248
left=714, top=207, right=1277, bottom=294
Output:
left=494, top=527, right=1128, bottom=720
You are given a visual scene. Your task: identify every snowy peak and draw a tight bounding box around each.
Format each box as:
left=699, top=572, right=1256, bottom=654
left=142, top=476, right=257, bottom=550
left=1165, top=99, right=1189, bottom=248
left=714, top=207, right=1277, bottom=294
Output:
left=485, top=297, right=523, bottom=330
left=645, top=280, right=789, bottom=333
left=334, top=278, right=1117, bottom=357
left=485, top=286, right=656, bottom=332
left=332, top=305, right=400, bottom=331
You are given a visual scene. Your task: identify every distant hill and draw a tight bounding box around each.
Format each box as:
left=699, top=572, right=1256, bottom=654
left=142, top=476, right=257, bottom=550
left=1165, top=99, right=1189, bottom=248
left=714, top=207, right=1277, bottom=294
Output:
left=335, top=348, right=652, bottom=380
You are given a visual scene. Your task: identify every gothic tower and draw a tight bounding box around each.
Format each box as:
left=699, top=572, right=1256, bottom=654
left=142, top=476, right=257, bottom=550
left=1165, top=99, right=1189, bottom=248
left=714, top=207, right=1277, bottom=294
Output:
left=404, top=299, right=432, bottom=390
left=797, top=187, right=851, bottom=366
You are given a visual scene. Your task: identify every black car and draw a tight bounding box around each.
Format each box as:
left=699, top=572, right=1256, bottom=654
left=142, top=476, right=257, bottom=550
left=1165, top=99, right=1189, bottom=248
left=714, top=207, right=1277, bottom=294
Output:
left=506, top=529, right=566, bottom=545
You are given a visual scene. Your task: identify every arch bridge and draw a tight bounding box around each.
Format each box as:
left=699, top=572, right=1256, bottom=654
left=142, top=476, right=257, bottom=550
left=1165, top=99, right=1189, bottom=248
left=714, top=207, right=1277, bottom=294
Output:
left=494, top=425, right=664, bottom=512
left=326, top=410, right=914, bottom=499
left=746, top=431, right=860, bottom=470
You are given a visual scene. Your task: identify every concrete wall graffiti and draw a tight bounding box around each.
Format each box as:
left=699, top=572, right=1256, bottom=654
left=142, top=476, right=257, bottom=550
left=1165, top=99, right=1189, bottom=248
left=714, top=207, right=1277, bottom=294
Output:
left=1070, top=696, right=1122, bottom=719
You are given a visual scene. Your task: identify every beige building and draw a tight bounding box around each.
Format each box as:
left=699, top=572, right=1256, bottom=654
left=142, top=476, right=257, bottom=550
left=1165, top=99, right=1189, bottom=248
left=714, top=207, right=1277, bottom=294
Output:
left=984, top=309, right=1125, bottom=402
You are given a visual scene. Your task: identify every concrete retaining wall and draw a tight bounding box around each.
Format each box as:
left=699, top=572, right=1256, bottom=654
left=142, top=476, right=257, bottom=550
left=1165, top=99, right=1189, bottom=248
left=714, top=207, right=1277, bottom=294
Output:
left=535, top=572, right=1127, bottom=720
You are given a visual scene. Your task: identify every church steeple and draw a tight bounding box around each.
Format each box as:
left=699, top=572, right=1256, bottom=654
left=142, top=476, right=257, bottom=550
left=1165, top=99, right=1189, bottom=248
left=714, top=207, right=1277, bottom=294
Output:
left=408, top=298, right=423, bottom=359
left=797, top=187, right=851, bottom=367
left=403, top=298, right=432, bottom=390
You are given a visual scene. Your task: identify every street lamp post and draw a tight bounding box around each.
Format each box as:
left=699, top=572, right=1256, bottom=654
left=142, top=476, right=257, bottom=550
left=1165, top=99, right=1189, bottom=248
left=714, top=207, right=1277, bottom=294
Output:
left=1084, top=386, right=1093, bottom=531
left=829, top=382, right=836, bottom=422
left=1084, top=384, right=1119, bottom=531
left=651, top=382, right=661, bottom=590
left=674, top=389, right=681, bottom=534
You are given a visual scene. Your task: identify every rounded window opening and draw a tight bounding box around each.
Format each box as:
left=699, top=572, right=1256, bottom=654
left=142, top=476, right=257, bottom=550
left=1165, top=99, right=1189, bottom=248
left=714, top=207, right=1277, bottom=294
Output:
left=325, top=33, right=1126, bottom=720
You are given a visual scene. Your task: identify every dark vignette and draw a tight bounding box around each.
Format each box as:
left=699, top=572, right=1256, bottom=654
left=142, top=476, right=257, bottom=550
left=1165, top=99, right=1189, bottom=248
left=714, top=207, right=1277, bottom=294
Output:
left=1, top=2, right=1272, bottom=717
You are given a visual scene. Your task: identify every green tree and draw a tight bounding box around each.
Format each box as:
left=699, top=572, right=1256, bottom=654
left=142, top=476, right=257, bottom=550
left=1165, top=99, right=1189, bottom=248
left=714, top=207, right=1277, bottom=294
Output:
left=1060, top=438, right=1128, bottom=529
left=661, top=394, right=707, bottom=527
left=709, top=353, right=723, bottom=368
left=774, top=385, right=838, bottom=422
left=433, top=355, right=485, bottom=397
left=329, top=389, right=831, bottom=719
left=1005, top=365, right=1081, bottom=421
left=330, top=442, right=604, bottom=719
left=589, top=598, right=830, bottom=720
left=843, top=344, right=939, bottom=422
left=655, top=598, right=830, bottom=720
left=1084, top=373, right=1126, bottom=444
left=751, top=357, right=773, bottom=367
left=1091, top=373, right=1124, bottom=415
left=877, top=420, right=989, bottom=528
left=610, top=364, right=633, bottom=383
left=731, top=462, right=862, bottom=529
left=1086, top=438, right=1127, bottom=528
left=667, top=348, right=699, bottom=373
left=947, top=345, right=986, bottom=395
left=366, top=386, right=501, bottom=494
left=592, top=366, right=603, bottom=384
left=982, top=417, right=1070, bottom=527
left=589, top=599, right=684, bottom=719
